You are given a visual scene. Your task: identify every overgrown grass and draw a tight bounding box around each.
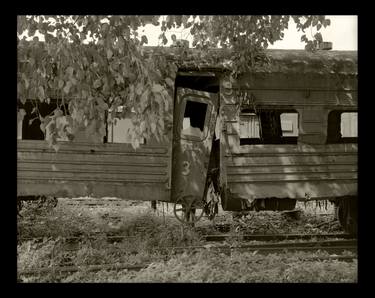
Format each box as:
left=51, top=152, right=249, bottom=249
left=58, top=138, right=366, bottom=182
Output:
left=117, top=250, right=357, bottom=283
left=17, top=198, right=355, bottom=283
left=20, top=249, right=356, bottom=283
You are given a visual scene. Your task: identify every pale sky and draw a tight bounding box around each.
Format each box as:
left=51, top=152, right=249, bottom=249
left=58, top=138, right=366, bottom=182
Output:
left=22, top=15, right=357, bottom=51
left=269, top=15, right=357, bottom=50
left=140, top=15, right=357, bottom=50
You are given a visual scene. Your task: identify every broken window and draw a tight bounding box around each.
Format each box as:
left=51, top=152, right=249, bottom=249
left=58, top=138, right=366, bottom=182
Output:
left=240, top=109, right=298, bottom=145
left=107, top=106, right=146, bottom=144
left=181, top=99, right=209, bottom=140
left=280, top=112, right=299, bottom=137
left=18, top=100, right=69, bottom=141
left=327, top=111, right=357, bottom=143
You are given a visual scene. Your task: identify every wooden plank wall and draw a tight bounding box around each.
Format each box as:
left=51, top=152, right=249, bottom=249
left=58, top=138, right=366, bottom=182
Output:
left=219, top=72, right=358, bottom=201
left=224, top=144, right=357, bottom=200
left=17, top=140, right=172, bottom=201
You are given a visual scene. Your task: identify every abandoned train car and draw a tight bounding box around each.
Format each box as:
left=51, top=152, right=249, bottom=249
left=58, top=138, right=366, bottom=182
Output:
left=17, top=46, right=357, bottom=233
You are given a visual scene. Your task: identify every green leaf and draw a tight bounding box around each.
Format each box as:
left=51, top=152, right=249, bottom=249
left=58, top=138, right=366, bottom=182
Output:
left=29, top=58, right=35, bottom=67
left=38, top=86, right=45, bottom=100
left=107, top=49, right=113, bottom=59
left=17, top=82, right=23, bottom=95
left=94, top=79, right=102, bottom=89
left=164, top=97, right=169, bottom=112
left=63, top=81, right=72, bottom=94
left=136, top=82, right=143, bottom=95
left=165, top=77, right=174, bottom=87
left=58, top=79, right=64, bottom=89
left=152, top=83, right=163, bottom=93
left=65, top=115, right=73, bottom=127
left=323, top=19, right=331, bottom=27
left=54, top=108, right=63, bottom=117
left=140, top=121, right=146, bottom=133
left=97, top=97, right=108, bottom=110
left=70, top=77, right=77, bottom=85
left=140, top=89, right=150, bottom=110
left=154, top=93, right=163, bottom=105
left=141, top=35, right=148, bottom=45
left=39, top=122, right=46, bottom=133
left=22, top=74, right=29, bottom=89
left=81, top=89, right=88, bottom=99
left=150, top=122, right=157, bottom=133
left=66, top=66, right=74, bottom=77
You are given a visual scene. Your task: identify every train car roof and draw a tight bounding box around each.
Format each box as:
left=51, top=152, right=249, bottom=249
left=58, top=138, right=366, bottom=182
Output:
left=18, top=41, right=357, bottom=75
left=142, top=46, right=357, bottom=75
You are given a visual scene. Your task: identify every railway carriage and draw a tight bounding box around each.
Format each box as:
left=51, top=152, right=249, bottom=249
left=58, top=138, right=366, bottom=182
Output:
left=17, top=46, right=357, bottom=233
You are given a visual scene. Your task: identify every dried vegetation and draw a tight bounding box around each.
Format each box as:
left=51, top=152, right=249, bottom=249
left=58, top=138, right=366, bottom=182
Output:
left=17, top=198, right=357, bottom=283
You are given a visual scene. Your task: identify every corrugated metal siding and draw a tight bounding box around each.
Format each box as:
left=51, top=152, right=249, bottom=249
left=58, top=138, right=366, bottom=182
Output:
left=17, top=140, right=171, bottom=201
left=225, top=144, right=357, bottom=200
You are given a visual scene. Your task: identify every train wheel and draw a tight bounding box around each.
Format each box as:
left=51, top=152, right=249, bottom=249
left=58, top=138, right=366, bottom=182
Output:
left=173, top=196, right=204, bottom=225
left=337, top=197, right=357, bottom=235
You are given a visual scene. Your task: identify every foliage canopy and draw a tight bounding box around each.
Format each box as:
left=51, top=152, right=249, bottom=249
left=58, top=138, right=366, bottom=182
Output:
left=17, top=15, right=331, bottom=148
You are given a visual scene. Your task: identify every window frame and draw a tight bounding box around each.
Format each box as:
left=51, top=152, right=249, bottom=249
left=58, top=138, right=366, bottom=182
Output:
left=18, top=99, right=70, bottom=141
left=280, top=112, right=299, bottom=138
left=239, top=108, right=299, bottom=145
left=179, top=94, right=213, bottom=142
left=327, top=110, right=358, bottom=144
left=239, top=111, right=262, bottom=144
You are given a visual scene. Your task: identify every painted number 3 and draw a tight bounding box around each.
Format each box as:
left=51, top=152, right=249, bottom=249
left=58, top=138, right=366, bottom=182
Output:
left=182, top=161, right=190, bottom=176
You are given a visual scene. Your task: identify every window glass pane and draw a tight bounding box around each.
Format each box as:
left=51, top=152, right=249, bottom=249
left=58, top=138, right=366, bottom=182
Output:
left=280, top=113, right=299, bottom=137
left=181, top=100, right=208, bottom=140
left=341, top=112, right=357, bottom=138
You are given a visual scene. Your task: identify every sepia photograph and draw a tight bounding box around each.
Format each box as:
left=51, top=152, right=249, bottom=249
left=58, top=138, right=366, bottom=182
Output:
left=17, top=15, right=357, bottom=283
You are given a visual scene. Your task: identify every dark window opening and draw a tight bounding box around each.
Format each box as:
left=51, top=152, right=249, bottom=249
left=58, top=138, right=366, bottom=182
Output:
left=240, top=109, right=299, bottom=145
left=327, top=111, right=357, bottom=144
left=175, top=74, right=220, bottom=93
left=181, top=100, right=209, bottom=140
left=18, top=100, right=69, bottom=140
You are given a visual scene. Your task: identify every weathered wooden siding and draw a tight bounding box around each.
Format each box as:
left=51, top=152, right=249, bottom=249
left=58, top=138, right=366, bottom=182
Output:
left=224, top=143, right=357, bottom=200
left=17, top=140, right=172, bottom=201
left=219, top=69, right=357, bottom=202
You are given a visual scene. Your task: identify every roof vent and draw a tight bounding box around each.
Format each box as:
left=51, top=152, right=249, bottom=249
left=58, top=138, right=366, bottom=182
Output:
left=319, top=41, right=333, bottom=50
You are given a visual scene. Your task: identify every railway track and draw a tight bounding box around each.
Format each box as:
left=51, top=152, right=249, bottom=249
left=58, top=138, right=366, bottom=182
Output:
left=18, top=232, right=355, bottom=244
left=18, top=234, right=357, bottom=276
left=161, top=239, right=357, bottom=255
left=18, top=253, right=357, bottom=277
left=17, top=238, right=357, bottom=277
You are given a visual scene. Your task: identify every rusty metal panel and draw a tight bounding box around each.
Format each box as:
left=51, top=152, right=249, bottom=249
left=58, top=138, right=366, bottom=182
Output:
left=17, top=140, right=171, bottom=201
left=224, top=143, right=357, bottom=201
